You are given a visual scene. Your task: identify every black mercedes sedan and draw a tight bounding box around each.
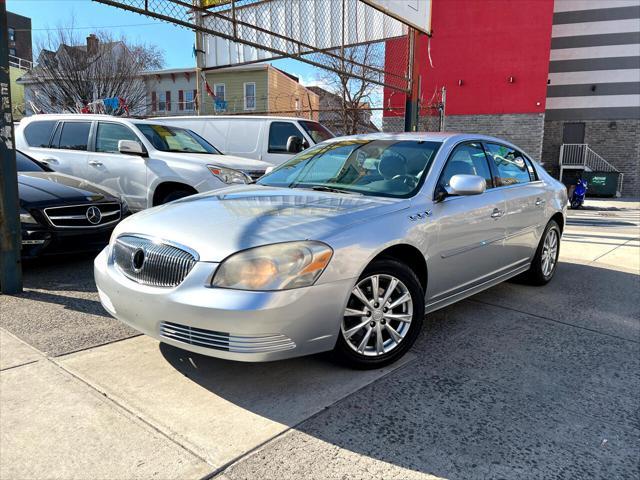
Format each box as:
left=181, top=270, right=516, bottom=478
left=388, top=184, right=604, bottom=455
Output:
left=17, top=151, right=128, bottom=257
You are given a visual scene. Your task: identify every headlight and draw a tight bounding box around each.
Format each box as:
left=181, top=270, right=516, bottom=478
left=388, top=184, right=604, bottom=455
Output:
left=212, top=241, right=333, bottom=291
left=207, top=165, right=250, bottom=185
left=20, top=209, right=38, bottom=224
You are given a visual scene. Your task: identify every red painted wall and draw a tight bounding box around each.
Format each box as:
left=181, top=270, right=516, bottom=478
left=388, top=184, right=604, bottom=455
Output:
left=384, top=0, right=554, bottom=117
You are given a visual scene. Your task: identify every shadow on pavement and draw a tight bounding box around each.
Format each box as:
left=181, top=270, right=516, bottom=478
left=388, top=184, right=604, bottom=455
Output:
left=159, top=261, right=639, bottom=479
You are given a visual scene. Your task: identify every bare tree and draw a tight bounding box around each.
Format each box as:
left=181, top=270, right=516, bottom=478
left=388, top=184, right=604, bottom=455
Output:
left=317, top=43, right=381, bottom=135
left=25, top=25, right=163, bottom=115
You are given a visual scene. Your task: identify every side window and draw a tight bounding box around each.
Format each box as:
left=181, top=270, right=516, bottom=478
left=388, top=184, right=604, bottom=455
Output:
left=438, top=142, right=493, bottom=189
left=268, top=122, right=303, bottom=153
left=96, top=123, right=140, bottom=153
left=484, top=143, right=531, bottom=186
left=23, top=121, right=57, bottom=147
left=58, top=122, right=91, bottom=151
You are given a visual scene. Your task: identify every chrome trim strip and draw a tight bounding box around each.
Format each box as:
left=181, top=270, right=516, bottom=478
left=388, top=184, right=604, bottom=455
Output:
left=44, top=202, right=121, bottom=229
left=116, top=232, right=200, bottom=261
left=440, top=234, right=505, bottom=259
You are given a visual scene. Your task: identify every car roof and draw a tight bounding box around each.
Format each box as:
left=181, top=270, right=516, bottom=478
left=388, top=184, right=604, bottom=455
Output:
left=153, top=115, right=317, bottom=122
left=18, top=114, right=171, bottom=127
left=322, top=132, right=529, bottom=154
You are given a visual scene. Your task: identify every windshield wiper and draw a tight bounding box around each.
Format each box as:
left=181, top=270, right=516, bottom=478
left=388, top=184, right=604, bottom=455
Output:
left=305, top=185, right=360, bottom=195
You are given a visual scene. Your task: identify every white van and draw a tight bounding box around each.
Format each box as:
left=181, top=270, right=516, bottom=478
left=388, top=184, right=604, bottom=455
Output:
left=154, top=116, right=334, bottom=166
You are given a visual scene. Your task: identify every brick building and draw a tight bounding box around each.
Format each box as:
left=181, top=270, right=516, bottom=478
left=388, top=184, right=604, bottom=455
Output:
left=383, top=0, right=639, bottom=196
left=7, top=11, right=32, bottom=63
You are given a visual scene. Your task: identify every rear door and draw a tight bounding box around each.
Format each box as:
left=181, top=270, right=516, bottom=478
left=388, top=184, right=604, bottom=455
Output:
left=427, top=141, right=508, bottom=303
left=86, top=121, right=149, bottom=210
left=484, top=142, right=547, bottom=266
left=48, top=120, right=92, bottom=178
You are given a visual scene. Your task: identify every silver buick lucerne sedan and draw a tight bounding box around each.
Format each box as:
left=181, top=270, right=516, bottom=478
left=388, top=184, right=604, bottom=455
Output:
left=95, top=133, right=567, bottom=368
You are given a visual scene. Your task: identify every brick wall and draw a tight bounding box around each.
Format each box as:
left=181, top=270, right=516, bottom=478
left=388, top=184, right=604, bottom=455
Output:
left=542, top=119, right=640, bottom=197
left=383, top=113, right=545, bottom=161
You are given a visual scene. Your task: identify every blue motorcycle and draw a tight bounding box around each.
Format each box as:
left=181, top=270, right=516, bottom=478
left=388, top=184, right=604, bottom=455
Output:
left=570, top=178, right=588, bottom=209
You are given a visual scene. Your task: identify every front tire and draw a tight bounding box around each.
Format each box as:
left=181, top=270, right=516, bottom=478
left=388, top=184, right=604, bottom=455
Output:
left=332, top=259, right=424, bottom=369
left=522, top=220, right=561, bottom=286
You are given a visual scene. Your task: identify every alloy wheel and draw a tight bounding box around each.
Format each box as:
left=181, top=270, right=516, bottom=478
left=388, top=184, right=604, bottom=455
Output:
left=341, top=274, right=413, bottom=357
left=541, top=227, right=559, bottom=277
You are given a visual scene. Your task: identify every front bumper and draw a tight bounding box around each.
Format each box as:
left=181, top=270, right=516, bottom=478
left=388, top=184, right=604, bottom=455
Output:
left=94, top=247, right=355, bottom=362
left=21, top=224, right=116, bottom=258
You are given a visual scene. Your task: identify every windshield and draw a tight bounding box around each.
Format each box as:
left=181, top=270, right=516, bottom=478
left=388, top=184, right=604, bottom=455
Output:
left=257, top=139, right=441, bottom=198
left=16, top=151, right=47, bottom=172
left=299, top=120, right=334, bottom=144
left=135, top=124, right=221, bottom=154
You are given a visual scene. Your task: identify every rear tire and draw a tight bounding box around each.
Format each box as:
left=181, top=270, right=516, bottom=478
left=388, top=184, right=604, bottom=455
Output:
left=159, top=190, right=193, bottom=205
left=332, top=259, right=424, bottom=369
left=522, top=220, right=561, bottom=286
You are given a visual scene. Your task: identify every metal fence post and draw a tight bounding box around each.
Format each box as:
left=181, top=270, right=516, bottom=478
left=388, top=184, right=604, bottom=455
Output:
left=0, top=0, right=23, bottom=293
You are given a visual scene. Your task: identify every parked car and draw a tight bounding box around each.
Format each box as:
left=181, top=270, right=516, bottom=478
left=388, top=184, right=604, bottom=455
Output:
left=94, top=133, right=567, bottom=368
left=154, top=115, right=334, bottom=165
left=16, top=150, right=127, bottom=257
left=15, top=114, right=272, bottom=211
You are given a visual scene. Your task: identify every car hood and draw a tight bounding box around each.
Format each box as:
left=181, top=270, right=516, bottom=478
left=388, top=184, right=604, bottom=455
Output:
left=18, top=172, right=119, bottom=207
left=113, top=185, right=407, bottom=261
left=152, top=151, right=272, bottom=171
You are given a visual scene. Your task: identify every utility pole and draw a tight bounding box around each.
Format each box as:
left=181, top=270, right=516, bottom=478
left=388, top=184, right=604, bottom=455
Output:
left=404, top=28, right=421, bottom=132
left=0, top=0, right=23, bottom=294
left=439, top=86, right=446, bottom=132
left=194, top=0, right=203, bottom=115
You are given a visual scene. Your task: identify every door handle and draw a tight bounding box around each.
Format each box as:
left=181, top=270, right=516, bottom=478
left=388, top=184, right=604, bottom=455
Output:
left=41, top=158, right=58, bottom=165
left=535, top=198, right=546, bottom=207
left=88, top=160, right=103, bottom=167
left=491, top=208, right=504, bottom=219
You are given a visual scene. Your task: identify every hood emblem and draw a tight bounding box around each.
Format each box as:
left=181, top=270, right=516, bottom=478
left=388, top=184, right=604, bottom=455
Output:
left=86, top=206, right=102, bottom=225
left=131, top=248, right=146, bottom=272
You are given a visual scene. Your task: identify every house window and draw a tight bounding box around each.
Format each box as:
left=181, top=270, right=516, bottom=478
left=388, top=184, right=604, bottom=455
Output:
left=8, top=28, right=15, bottom=42
left=185, top=90, right=194, bottom=111
left=9, top=48, right=16, bottom=57
left=214, top=83, right=225, bottom=100
left=157, top=91, right=167, bottom=112
left=244, top=82, right=256, bottom=111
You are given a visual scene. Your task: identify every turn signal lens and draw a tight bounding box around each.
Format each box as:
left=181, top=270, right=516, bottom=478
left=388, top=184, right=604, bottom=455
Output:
left=212, top=241, right=333, bottom=291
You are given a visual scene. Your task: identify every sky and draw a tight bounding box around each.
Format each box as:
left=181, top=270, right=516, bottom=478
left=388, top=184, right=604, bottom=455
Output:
left=8, top=0, right=320, bottom=82
left=8, top=0, right=382, bottom=125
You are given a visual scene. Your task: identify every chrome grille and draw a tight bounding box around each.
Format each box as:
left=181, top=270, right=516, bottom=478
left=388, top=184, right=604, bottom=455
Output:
left=113, top=235, right=197, bottom=287
left=241, top=169, right=266, bottom=182
left=44, top=202, right=121, bottom=228
left=160, top=321, right=296, bottom=353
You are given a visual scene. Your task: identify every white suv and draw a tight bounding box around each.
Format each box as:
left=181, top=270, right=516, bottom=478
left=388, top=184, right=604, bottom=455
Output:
left=15, top=114, right=272, bottom=211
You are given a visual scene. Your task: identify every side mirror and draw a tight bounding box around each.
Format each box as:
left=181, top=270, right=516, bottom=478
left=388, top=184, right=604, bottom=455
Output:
left=448, top=174, right=486, bottom=196
left=286, top=135, right=304, bottom=154
left=118, top=140, right=145, bottom=156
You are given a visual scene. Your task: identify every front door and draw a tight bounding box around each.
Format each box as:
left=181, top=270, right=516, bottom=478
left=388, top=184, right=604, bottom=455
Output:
left=262, top=120, right=307, bottom=165
left=86, top=122, right=149, bottom=210
left=426, top=141, right=508, bottom=304
left=562, top=122, right=585, bottom=144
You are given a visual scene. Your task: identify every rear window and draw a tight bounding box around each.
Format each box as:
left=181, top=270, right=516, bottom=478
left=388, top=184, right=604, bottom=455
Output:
left=58, top=122, right=91, bottom=151
left=23, top=121, right=57, bottom=147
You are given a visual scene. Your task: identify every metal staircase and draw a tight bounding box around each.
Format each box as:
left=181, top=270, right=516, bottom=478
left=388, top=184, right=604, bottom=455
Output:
left=559, top=143, right=624, bottom=196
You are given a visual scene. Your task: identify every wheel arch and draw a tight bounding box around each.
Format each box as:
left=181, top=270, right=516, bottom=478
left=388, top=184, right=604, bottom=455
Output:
left=550, top=212, right=564, bottom=233
left=369, top=243, right=428, bottom=293
left=152, top=181, right=198, bottom=206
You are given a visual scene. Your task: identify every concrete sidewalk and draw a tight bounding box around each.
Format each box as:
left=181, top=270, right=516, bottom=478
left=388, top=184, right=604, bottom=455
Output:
left=1, top=199, right=639, bottom=479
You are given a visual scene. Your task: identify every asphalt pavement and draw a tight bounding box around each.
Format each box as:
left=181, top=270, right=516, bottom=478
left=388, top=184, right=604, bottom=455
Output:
left=1, top=198, right=638, bottom=480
